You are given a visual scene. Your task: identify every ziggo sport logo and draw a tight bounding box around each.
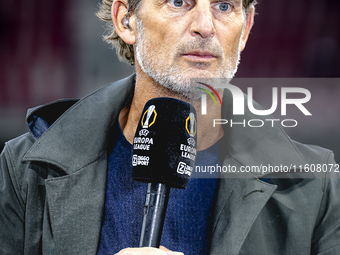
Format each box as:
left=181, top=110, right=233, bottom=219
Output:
left=197, top=82, right=312, bottom=128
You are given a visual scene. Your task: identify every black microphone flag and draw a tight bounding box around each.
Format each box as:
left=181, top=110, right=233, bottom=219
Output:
left=132, top=97, right=197, bottom=189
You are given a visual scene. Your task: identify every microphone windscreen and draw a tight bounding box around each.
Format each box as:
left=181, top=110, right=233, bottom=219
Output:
left=132, top=97, right=197, bottom=189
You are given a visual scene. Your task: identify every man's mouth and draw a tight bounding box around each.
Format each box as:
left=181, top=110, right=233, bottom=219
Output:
left=181, top=51, right=218, bottom=61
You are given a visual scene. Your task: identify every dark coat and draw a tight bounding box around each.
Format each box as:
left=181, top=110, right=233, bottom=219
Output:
left=1, top=75, right=340, bottom=255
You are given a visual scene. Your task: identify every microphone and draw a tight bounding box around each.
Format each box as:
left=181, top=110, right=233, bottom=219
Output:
left=132, top=97, right=197, bottom=248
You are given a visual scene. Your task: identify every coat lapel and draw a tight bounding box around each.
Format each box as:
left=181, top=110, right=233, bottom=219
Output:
left=208, top=87, right=307, bottom=254
left=209, top=169, right=277, bottom=254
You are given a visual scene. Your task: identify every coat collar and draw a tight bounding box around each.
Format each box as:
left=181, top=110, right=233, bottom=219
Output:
left=23, top=75, right=135, bottom=173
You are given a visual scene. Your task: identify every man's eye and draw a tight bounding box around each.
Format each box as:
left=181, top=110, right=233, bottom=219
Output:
left=172, top=0, right=184, bottom=7
left=219, top=2, right=230, bottom=11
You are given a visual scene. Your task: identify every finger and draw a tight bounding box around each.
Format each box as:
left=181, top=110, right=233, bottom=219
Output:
left=115, top=247, right=170, bottom=255
left=159, top=246, right=184, bottom=255
left=159, top=246, right=170, bottom=251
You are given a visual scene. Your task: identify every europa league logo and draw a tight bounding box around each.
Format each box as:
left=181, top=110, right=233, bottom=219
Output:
left=142, top=105, right=156, bottom=128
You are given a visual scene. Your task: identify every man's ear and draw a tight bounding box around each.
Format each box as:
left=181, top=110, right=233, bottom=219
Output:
left=112, top=0, right=137, bottom=45
left=240, top=7, right=255, bottom=52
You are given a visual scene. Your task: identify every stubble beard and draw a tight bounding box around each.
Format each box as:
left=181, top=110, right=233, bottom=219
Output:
left=135, top=17, right=244, bottom=100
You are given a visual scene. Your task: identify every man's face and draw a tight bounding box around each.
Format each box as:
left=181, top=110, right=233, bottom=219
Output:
left=134, top=0, right=249, bottom=98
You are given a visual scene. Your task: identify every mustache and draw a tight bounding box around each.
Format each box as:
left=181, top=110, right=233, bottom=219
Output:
left=175, top=38, right=224, bottom=57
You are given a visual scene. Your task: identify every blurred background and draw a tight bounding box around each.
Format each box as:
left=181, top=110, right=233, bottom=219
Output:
left=1, top=0, right=340, bottom=161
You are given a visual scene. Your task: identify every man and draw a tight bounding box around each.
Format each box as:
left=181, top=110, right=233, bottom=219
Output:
left=1, top=0, right=339, bottom=254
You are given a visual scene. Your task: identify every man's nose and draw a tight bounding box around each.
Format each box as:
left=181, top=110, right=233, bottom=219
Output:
left=189, top=4, right=216, bottom=39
